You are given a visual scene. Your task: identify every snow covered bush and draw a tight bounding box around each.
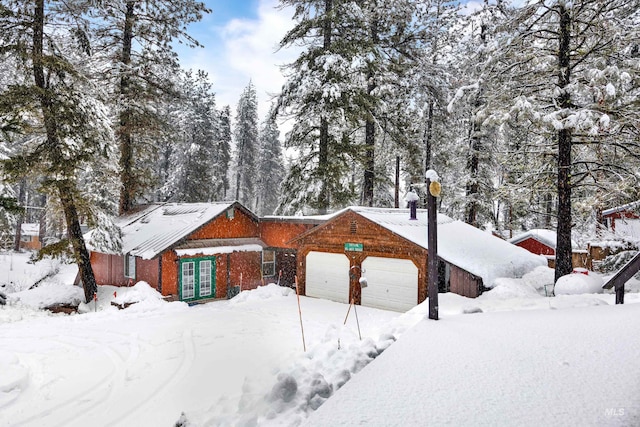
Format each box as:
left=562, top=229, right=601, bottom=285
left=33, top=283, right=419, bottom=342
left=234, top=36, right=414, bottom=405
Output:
left=554, top=270, right=604, bottom=295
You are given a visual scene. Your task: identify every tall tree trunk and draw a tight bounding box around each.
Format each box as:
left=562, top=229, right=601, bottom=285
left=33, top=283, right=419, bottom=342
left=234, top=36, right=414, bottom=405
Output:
left=318, top=118, right=329, bottom=214
left=32, top=0, right=97, bottom=302
left=235, top=139, right=244, bottom=202
left=118, top=1, right=136, bottom=214
left=363, top=102, right=375, bottom=207
left=363, top=5, right=378, bottom=208
left=555, top=4, right=573, bottom=282
left=465, top=116, right=481, bottom=227
left=317, top=0, right=333, bottom=215
left=58, top=181, right=97, bottom=302
left=464, top=22, right=487, bottom=227
left=13, top=179, right=26, bottom=251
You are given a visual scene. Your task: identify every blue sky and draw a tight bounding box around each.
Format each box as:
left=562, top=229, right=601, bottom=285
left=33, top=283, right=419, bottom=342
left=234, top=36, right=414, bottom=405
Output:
left=175, top=0, right=487, bottom=123
left=175, top=0, right=297, bottom=122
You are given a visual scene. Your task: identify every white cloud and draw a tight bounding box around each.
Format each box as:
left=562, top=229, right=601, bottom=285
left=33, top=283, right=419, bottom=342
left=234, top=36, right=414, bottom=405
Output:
left=181, top=0, right=297, bottom=122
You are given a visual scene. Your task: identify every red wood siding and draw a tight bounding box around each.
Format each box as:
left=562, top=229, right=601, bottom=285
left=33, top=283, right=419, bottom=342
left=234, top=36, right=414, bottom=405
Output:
left=515, top=237, right=555, bottom=256
left=230, top=252, right=263, bottom=290
left=91, top=252, right=113, bottom=285
left=161, top=251, right=178, bottom=296
left=136, top=257, right=160, bottom=291
left=604, top=210, right=640, bottom=231
left=188, top=208, right=258, bottom=240
left=260, top=222, right=316, bottom=248
left=294, top=211, right=428, bottom=305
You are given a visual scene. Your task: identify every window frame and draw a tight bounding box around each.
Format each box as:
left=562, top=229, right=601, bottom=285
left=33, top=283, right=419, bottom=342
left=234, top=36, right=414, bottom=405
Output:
left=124, top=253, right=136, bottom=279
left=179, top=256, right=216, bottom=301
left=199, top=260, right=212, bottom=297
left=262, top=250, right=276, bottom=277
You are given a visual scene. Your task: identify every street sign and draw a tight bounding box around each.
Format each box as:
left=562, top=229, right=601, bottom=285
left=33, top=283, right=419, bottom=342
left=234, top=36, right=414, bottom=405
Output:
left=344, top=242, right=363, bottom=252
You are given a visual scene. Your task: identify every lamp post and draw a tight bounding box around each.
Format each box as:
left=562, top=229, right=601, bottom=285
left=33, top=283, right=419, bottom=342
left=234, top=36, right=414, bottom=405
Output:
left=426, top=169, right=441, bottom=320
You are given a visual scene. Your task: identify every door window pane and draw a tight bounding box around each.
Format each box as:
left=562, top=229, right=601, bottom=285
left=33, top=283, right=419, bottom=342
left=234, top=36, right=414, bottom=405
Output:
left=200, top=260, right=212, bottom=297
left=182, top=262, right=195, bottom=299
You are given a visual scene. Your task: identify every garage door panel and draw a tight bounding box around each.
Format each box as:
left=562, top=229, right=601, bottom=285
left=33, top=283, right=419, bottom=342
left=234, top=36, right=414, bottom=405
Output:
left=361, top=257, right=418, bottom=312
left=306, top=251, right=350, bottom=303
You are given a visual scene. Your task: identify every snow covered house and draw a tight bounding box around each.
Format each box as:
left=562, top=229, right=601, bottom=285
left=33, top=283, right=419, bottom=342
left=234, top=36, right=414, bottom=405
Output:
left=508, top=229, right=556, bottom=258
left=291, top=207, right=546, bottom=311
left=601, top=200, right=640, bottom=237
left=509, top=229, right=588, bottom=269
left=19, top=223, right=41, bottom=250
left=88, top=202, right=268, bottom=303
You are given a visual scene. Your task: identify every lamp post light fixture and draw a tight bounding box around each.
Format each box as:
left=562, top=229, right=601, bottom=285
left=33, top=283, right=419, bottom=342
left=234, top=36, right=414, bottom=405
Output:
left=426, top=169, right=440, bottom=320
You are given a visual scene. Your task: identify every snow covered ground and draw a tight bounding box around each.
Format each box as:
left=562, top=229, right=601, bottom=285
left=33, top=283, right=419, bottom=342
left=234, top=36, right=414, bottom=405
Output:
left=1, top=252, right=639, bottom=426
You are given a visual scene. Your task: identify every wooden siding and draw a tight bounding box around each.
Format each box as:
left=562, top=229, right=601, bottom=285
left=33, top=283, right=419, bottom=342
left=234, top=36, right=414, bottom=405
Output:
left=295, top=211, right=428, bottom=305
left=260, top=222, right=316, bottom=248
left=515, top=238, right=555, bottom=256
left=20, top=236, right=42, bottom=251
left=91, top=252, right=114, bottom=285
left=137, top=257, right=160, bottom=291
left=449, top=265, right=482, bottom=298
left=90, top=252, right=160, bottom=289
left=188, top=207, right=258, bottom=240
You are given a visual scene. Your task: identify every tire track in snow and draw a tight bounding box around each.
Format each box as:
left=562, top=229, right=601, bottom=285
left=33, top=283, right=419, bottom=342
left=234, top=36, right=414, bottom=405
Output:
left=11, top=335, right=121, bottom=427
left=61, top=332, right=142, bottom=424
left=103, top=328, right=196, bottom=426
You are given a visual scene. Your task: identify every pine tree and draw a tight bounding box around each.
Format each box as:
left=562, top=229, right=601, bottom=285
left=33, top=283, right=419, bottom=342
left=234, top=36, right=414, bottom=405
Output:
left=90, top=0, right=210, bottom=214
left=215, top=106, right=232, bottom=200
left=276, top=0, right=363, bottom=214
left=492, top=0, right=640, bottom=280
left=233, top=82, right=259, bottom=208
left=169, top=70, right=219, bottom=202
left=0, top=0, right=116, bottom=302
left=256, top=107, right=285, bottom=215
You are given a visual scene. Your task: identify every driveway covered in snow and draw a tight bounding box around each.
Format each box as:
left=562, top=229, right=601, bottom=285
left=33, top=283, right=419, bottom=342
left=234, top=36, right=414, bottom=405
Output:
left=0, top=285, right=402, bottom=426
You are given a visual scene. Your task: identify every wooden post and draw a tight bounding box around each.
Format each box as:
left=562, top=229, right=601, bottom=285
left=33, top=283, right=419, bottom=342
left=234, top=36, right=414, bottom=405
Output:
left=427, top=177, right=439, bottom=320
left=616, top=285, right=625, bottom=305
left=602, top=251, right=640, bottom=305
left=294, top=276, right=306, bottom=351
left=394, top=156, right=400, bottom=208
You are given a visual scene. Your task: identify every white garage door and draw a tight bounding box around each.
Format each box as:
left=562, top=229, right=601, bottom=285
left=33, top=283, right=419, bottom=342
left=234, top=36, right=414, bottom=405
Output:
left=305, top=251, right=350, bottom=303
left=361, top=257, right=418, bottom=312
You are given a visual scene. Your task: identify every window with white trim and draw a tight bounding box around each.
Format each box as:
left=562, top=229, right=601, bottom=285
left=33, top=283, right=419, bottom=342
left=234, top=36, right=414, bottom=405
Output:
left=262, top=250, right=276, bottom=277
left=199, top=260, right=212, bottom=297
left=124, top=253, right=136, bottom=279
left=182, top=261, right=195, bottom=299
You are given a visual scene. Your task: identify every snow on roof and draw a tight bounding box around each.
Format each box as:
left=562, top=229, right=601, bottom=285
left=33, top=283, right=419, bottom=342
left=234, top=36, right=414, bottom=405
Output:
left=508, top=229, right=557, bottom=249
left=20, top=223, right=40, bottom=236
left=114, top=202, right=237, bottom=260
left=350, top=207, right=546, bottom=288
left=508, top=229, right=580, bottom=250
left=602, top=200, right=640, bottom=216
left=174, top=238, right=265, bottom=257
left=261, top=209, right=345, bottom=223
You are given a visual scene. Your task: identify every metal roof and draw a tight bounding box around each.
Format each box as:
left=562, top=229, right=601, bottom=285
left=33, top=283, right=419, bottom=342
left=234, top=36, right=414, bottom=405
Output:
left=116, top=202, right=238, bottom=259
left=602, top=200, right=640, bottom=216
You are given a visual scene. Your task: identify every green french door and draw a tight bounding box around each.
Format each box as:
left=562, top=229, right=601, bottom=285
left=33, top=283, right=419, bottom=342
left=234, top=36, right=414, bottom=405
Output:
left=179, top=257, right=216, bottom=301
